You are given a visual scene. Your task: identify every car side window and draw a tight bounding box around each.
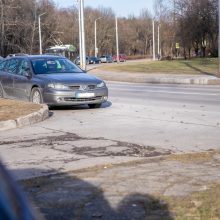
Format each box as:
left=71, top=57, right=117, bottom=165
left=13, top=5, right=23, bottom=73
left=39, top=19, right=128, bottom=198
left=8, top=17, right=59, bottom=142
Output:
left=7, top=59, right=19, bottom=74
left=17, top=59, right=30, bottom=76
left=0, top=60, right=6, bottom=71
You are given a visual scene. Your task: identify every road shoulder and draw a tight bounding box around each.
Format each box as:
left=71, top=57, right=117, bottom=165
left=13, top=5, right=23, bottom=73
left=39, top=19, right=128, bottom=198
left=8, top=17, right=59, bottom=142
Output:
left=89, top=68, right=220, bottom=85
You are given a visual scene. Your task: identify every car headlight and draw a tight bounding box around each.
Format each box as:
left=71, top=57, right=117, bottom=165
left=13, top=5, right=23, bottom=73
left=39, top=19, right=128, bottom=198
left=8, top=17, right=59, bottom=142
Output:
left=48, top=83, right=69, bottom=90
left=97, top=81, right=105, bottom=88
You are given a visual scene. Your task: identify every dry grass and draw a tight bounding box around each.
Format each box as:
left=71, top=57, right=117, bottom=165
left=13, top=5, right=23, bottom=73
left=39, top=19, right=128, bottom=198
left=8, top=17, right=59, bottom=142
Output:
left=166, top=150, right=218, bottom=163
left=98, top=58, right=218, bottom=76
left=162, top=151, right=220, bottom=218
left=0, top=98, right=41, bottom=121
left=166, top=184, right=220, bottom=219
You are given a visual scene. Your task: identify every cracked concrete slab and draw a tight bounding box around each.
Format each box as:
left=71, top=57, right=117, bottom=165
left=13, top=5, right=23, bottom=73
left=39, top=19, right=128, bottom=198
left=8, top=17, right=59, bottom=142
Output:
left=0, top=131, right=171, bottom=180
left=20, top=150, right=220, bottom=219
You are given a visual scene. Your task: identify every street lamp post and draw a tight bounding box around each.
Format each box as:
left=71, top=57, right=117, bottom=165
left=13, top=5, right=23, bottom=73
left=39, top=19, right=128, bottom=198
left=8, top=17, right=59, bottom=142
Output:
left=115, top=17, right=119, bottom=63
left=78, top=0, right=86, bottom=70
left=94, top=17, right=102, bottom=57
left=152, top=20, right=156, bottom=60
left=158, top=24, right=160, bottom=59
left=38, top=12, right=46, bottom=54
left=78, top=1, right=82, bottom=66
left=218, top=0, right=220, bottom=77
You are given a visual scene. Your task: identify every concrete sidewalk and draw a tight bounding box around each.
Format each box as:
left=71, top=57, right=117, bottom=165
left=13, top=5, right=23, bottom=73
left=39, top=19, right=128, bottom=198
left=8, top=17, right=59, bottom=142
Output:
left=89, top=69, right=220, bottom=85
left=21, top=150, right=220, bottom=219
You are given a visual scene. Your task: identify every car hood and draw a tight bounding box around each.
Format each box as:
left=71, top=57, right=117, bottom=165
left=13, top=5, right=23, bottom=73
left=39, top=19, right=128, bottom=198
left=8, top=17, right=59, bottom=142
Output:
left=35, top=72, right=102, bottom=84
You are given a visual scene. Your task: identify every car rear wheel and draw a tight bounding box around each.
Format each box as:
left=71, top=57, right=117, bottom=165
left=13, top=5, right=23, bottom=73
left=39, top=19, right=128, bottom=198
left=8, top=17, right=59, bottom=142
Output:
left=88, top=103, right=102, bottom=108
left=30, top=88, right=43, bottom=104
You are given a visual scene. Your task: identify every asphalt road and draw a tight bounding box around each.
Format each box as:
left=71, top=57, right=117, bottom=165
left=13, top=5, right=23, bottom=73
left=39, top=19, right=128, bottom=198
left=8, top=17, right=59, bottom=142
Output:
left=0, top=82, right=220, bottom=179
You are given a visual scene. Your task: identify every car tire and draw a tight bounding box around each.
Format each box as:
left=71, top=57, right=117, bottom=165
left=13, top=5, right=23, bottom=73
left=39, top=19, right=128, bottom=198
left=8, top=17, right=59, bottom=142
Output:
left=0, top=84, right=4, bottom=98
left=88, top=103, right=102, bottom=108
left=30, top=87, right=43, bottom=104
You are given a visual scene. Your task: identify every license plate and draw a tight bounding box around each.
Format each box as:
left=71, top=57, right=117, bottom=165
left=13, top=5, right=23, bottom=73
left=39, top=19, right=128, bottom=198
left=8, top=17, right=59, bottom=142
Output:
left=76, top=92, right=95, bottom=98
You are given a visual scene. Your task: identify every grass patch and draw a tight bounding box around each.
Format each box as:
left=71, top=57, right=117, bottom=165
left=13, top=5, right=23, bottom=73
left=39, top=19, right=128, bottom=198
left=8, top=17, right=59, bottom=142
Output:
left=167, top=150, right=217, bottom=163
left=166, top=183, right=220, bottom=219
left=99, top=58, right=218, bottom=75
left=0, top=98, right=41, bottom=121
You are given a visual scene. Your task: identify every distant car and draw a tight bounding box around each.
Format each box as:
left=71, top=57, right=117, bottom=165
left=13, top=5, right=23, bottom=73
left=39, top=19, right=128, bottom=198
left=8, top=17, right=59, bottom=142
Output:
left=74, top=56, right=92, bottom=65
left=0, top=55, right=108, bottom=108
left=100, top=55, right=113, bottom=63
left=89, top=56, right=101, bottom=64
left=74, top=57, right=80, bottom=65
left=113, top=54, right=126, bottom=62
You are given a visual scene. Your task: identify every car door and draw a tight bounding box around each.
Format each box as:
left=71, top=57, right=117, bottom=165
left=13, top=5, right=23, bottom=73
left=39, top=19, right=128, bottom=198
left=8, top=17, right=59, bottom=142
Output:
left=13, top=58, right=32, bottom=101
left=0, top=58, right=19, bottom=97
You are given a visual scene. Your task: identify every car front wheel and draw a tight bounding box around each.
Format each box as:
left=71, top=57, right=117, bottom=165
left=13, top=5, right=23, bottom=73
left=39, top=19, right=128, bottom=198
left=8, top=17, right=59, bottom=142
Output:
left=30, top=88, right=43, bottom=104
left=88, top=103, right=102, bottom=108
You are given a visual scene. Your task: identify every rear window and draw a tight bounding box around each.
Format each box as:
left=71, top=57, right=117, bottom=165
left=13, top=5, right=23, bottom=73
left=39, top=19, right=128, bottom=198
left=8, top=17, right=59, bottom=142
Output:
left=31, top=58, right=83, bottom=74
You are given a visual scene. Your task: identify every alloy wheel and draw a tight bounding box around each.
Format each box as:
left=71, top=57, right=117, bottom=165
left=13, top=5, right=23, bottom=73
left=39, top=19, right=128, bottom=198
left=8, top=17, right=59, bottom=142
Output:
left=32, top=90, right=42, bottom=104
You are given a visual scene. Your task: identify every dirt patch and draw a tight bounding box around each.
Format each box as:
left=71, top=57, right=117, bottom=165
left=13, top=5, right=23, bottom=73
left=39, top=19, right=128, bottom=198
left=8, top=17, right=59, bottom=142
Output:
left=0, top=98, right=41, bottom=121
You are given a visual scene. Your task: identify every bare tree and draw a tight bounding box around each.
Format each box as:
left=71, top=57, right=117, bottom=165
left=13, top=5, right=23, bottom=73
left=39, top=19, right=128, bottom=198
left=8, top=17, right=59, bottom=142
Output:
left=0, top=0, right=218, bottom=58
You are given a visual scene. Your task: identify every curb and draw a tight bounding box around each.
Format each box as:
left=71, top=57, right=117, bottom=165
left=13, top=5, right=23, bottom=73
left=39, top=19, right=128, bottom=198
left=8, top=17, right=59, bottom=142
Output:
left=89, top=70, right=220, bottom=85
left=0, top=104, right=49, bottom=132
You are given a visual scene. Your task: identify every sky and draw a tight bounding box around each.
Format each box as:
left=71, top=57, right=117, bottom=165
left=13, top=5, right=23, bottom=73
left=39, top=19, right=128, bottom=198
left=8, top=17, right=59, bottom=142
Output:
left=53, top=0, right=155, bottom=17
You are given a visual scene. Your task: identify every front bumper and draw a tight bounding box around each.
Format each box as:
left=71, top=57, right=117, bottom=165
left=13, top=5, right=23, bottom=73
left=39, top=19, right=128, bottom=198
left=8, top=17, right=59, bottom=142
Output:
left=42, top=87, right=108, bottom=106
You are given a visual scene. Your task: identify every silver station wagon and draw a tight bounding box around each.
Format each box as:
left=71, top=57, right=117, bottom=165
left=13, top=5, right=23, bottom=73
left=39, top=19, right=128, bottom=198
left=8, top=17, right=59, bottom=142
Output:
left=0, top=55, right=108, bottom=108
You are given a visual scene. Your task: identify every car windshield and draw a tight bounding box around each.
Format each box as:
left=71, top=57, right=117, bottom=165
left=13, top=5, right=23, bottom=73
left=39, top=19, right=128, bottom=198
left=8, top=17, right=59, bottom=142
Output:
left=31, top=58, right=84, bottom=74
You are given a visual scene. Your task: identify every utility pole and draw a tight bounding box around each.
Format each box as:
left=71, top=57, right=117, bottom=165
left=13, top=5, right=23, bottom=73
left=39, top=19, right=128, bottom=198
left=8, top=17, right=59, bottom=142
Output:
left=115, top=17, right=119, bottom=63
left=218, top=0, right=220, bottom=77
left=38, top=12, right=46, bottom=54
left=152, top=20, right=156, bottom=60
left=78, top=0, right=86, bottom=70
left=78, top=0, right=82, bottom=66
left=173, top=0, right=176, bottom=58
left=158, top=24, right=160, bottom=58
left=94, top=19, right=97, bottom=57
left=94, top=17, right=102, bottom=57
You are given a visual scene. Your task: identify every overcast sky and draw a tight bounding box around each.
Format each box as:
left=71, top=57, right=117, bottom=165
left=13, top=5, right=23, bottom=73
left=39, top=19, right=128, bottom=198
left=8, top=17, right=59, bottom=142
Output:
left=53, top=0, right=155, bottom=17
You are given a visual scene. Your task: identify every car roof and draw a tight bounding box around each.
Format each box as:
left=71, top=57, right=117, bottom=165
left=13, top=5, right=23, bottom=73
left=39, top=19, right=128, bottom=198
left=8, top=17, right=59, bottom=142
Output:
left=5, top=54, right=65, bottom=60
left=28, top=55, right=65, bottom=59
